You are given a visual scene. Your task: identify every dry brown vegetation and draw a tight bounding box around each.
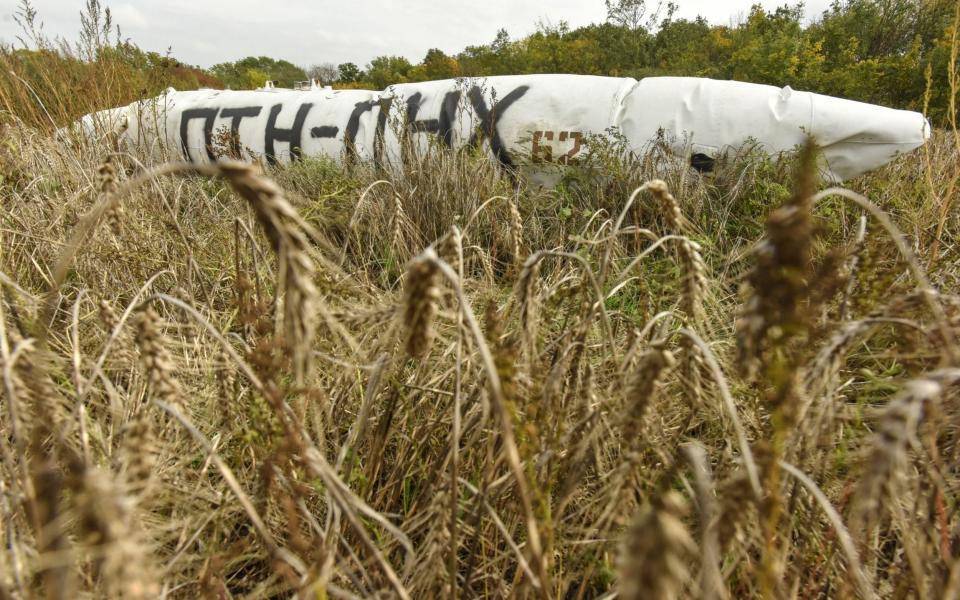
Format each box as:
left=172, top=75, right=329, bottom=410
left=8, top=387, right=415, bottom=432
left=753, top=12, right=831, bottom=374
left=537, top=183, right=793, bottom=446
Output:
left=1, top=80, right=960, bottom=599
left=0, top=2, right=224, bottom=133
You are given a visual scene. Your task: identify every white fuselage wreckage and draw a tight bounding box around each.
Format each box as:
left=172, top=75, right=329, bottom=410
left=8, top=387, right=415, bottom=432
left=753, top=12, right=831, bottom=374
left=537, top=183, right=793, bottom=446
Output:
left=75, top=75, right=929, bottom=182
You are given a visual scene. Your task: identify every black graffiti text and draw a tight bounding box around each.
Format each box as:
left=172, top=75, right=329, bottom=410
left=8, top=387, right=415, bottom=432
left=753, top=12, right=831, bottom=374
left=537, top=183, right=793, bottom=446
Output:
left=467, top=85, right=529, bottom=167
left=180, top=108, right=219, bottom=162
left=265, top=103, right=313, bottom=165
left=218, top=106, right=262, bottom=158
left=176, top=83, right=531, bottom=167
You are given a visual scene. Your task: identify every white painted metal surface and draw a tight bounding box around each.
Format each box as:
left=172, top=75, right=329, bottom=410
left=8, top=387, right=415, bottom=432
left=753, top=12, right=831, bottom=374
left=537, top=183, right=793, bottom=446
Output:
left=72, top=75, right=930, bottom=182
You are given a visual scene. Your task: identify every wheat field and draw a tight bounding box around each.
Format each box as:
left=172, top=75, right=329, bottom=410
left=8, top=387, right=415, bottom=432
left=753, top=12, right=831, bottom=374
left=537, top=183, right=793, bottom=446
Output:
left=0, top=106, right=959, bottom=600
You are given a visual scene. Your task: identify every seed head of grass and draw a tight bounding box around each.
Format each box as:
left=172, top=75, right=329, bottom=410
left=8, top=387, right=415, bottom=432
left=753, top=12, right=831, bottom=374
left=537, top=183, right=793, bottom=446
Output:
left=403, top=248, right=441, bottom=358
left=216, top=161, right=319, bottom=385
left=135, top=303, right=183, bottom=412
left=618, top=490, right=695, bottom=600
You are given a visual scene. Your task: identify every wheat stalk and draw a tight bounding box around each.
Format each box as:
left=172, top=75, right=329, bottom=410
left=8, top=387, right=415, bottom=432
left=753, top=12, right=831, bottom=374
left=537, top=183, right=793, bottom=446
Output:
left=402, top=248, right=441, bottom=358
left=135, top=304, right=183, bottom=412
left=618, top=490, right=695, bottom=600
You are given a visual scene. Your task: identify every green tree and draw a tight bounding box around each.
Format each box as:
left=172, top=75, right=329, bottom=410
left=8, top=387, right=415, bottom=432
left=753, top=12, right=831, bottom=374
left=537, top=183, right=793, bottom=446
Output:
left=651, top=17, right=731, bottom=78
left=458, top=29, right=522, bottom=76
left=807, top=0, right=955, bottom=114
left=365, top=55, right=414, bottom=88
left=522, top=21, right=606, bottom=74
left=211, top=56, right=306, bottom=89
left=813, top=0, right=951, bottom=61
left=337, top=62, right=363, bottom=83
left=566, top=23, right=653, bottom=77
left=605, top=0, right=676, bottom=32
left=418, top=48, right=462, bottom=80
left=242, top=68, right=270, bottom=89
left=605, top=0, right=647, bottom=30
left=726, top=5, right=825, bottom=88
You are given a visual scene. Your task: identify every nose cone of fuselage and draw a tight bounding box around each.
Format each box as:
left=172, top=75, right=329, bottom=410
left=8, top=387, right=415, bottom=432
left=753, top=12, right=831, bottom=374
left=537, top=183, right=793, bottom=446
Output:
left=808, top=93, right=930, bottom=181
left=619, top=77, right=929, bottom=181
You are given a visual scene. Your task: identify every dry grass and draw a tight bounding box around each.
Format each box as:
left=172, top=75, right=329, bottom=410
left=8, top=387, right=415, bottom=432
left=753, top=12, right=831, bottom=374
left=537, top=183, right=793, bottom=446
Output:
left=0, top=108, right=959, bottom=600
left=0, top=2, right=223, bottom=133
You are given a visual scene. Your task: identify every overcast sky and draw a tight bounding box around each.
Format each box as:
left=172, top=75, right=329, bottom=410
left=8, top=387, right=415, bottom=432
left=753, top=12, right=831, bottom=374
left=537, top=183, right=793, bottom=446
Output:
left=1, top=1, right=834, bottom=69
